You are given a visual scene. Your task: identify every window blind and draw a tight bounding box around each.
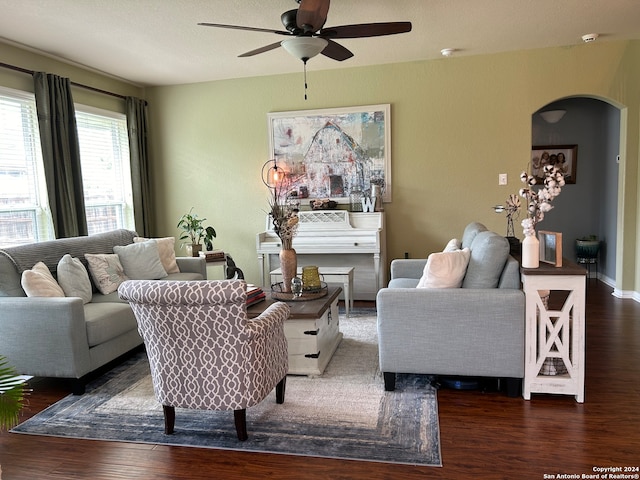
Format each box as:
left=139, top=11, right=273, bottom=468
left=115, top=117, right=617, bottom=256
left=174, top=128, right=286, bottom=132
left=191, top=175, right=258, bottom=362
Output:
left=75, top=106, right=134, bottom=235
left=0, top=86, right=54, bottom=246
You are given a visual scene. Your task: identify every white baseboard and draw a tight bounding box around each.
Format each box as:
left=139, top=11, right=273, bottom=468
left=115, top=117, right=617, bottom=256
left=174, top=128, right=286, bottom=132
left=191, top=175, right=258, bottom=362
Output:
left=599, top=274, right=640, bottom=303
left=611, top=288, right=640, bottom=303
left=598, top=273, right=615, bottom=288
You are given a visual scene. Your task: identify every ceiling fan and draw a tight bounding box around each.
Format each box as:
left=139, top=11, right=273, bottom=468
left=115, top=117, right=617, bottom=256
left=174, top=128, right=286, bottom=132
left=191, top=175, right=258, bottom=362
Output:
left=198, top=0, right=412, bottom=64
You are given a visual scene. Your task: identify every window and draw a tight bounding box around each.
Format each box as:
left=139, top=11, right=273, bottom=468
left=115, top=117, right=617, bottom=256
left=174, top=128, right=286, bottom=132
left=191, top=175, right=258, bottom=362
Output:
left=0, top=88, right=135, bottom=247
left=75, top=106, right=134, bottom=235
left=0, top=87, right=54, bottom=247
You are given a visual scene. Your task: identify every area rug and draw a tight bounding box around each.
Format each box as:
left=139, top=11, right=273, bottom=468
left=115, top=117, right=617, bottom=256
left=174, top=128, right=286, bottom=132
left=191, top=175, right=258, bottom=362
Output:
left=12, top=310, right=442, bottom=466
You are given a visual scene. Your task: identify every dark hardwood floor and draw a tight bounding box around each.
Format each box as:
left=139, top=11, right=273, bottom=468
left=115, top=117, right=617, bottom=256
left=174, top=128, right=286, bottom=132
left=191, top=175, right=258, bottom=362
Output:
left=1, top=281, right=639, bottom=479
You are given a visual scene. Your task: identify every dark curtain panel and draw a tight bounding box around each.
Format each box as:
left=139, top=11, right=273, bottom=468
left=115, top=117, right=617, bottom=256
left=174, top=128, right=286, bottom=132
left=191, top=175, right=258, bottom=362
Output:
left=126, top=96, right=152, bottom=237
left=33, top=72, right=88, bottom=238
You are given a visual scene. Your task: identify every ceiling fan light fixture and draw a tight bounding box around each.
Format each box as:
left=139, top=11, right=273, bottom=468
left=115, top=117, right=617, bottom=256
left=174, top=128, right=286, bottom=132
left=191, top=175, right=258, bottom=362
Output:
left=281, top=37, right=328, bottom=61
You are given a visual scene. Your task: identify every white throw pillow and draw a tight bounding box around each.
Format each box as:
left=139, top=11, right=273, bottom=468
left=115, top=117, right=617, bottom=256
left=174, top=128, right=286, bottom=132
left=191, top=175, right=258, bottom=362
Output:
left=113, top=241, right=168, bottom=280
left=443, top=238, right=462, bottom=252
left=57, top=254, right=93, bottom=304
left=21, top=261, right=65, bottom=297
left=85, top=253, right=129, bottom=295
left=416, top=248, right=471, bottom=289
left=134, top=236, right=179, bottom=274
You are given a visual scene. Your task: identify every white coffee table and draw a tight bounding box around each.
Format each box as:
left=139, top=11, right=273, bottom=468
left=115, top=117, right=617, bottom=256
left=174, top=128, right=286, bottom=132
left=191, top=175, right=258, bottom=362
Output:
left=247, top=287, right=343, bottom=376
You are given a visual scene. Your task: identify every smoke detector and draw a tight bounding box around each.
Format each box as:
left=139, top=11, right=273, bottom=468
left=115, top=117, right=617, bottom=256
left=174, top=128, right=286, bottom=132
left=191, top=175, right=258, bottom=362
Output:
left=440, top=48, right=456, bottom=57
left=582, top=33, right=599, bottom=43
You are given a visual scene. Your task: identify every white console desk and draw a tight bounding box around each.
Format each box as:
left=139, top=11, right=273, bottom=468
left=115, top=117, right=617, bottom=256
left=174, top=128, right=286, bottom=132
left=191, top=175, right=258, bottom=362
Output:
left=521, top=259, right=587, bottom=403
left=256, top=210, right=386, bottom=301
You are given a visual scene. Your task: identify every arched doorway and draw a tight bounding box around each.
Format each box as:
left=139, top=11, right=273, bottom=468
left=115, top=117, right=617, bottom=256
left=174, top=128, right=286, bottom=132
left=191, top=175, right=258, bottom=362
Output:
left=532, top=97, right=621, bottom=287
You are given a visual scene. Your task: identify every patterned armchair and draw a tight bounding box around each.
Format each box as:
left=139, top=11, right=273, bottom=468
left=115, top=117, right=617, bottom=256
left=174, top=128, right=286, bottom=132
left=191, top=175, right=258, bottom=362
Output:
left=118, top=279, right=289, bottom=441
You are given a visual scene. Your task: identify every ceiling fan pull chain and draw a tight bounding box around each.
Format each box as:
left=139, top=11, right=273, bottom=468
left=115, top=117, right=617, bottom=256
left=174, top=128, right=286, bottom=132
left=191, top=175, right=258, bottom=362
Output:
left=303, top=59, right=309, bottom=100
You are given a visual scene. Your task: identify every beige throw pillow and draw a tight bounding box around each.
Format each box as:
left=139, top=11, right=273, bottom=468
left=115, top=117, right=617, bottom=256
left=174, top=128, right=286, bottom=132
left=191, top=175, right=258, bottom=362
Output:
left=57, top=254, right=93, bottom=304
left=443, top=238, right=462, bottom=252
left=134, top=236, right=179, bottom=274
left=21, top=261, right=65, bottom=297
left=85, top=253, right=129, bottom=295
left=416, top=248, right=471, bottom=289
left=113, top=241, right=167, bottom=280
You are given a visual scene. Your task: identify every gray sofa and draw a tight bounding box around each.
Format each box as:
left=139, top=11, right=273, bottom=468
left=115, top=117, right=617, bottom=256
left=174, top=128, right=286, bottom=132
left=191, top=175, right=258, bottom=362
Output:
left=376, top=222, right=525, bottom=396
left=0, top=229, right=206, bottom=393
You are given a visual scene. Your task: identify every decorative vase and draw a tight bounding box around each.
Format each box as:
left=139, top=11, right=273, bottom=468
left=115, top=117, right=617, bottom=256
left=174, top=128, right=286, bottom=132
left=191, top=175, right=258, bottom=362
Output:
left=522, top=234, right=540, bottom=268
left=575, top=239, right=600, bottom=260
left=279, top=248, right=297, bottom=293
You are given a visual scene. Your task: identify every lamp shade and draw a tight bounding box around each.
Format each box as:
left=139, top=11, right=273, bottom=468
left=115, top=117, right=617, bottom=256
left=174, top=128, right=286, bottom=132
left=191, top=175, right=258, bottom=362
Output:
left=539, top=110, right=566, bottom=124
left=281, top=37, right=328, bottom=61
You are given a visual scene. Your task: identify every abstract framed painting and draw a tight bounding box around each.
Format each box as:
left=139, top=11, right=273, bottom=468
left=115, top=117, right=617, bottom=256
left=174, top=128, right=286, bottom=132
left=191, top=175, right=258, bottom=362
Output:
left=267, top=104, right=391, bottom=204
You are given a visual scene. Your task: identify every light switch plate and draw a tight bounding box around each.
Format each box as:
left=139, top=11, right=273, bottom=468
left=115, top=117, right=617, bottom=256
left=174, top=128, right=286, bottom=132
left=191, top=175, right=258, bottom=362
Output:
left=498, top=173, right=508, bottom=185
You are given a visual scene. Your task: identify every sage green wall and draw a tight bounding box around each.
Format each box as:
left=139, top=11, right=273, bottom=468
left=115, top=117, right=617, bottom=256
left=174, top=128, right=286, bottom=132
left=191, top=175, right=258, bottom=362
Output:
left=147, top=40, right=639, bottom=294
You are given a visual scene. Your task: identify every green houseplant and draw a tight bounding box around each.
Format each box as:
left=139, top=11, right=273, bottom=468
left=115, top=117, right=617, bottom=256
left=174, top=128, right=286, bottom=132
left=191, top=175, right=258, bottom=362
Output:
left=177, top=208, right=217, bottom=256
left=0, top=356, right=27, bottom=431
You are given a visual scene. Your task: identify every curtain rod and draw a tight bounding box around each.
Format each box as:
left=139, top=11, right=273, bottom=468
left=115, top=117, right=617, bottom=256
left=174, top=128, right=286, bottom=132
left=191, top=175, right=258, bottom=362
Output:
left=0, top=61, right=128, bottom=101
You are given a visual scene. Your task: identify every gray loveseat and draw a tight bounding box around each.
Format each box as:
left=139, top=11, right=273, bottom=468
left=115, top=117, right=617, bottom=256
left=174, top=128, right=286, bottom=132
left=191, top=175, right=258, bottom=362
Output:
left=0, top=229, right=206, bottom=393
left=376, top=222, right=525, bottom=396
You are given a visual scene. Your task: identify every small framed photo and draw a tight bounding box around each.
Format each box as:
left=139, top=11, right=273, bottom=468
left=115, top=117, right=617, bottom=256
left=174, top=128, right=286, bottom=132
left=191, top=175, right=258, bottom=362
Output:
left=531, top=145, right=578, bottom=184
left=538, top=231, right=563, bottom=267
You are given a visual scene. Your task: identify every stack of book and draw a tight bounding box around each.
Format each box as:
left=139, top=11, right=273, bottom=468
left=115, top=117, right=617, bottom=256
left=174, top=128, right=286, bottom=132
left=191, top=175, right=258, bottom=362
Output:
left=199, top=249, right=225, bottom=262
left=246, top=284, right=266, bottom=307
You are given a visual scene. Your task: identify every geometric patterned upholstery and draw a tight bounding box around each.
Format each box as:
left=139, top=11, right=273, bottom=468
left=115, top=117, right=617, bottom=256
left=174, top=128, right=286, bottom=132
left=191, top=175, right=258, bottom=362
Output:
left=118, top=279, right=289, bottom=439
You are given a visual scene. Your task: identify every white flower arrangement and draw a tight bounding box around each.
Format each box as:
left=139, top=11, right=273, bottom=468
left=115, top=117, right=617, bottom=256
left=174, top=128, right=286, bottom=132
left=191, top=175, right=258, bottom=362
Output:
left=519, top=165, right=565, bottom=236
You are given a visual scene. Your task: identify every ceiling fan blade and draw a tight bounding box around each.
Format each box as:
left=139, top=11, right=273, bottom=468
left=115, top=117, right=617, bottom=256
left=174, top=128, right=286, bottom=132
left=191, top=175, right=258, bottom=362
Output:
left=198, top=22, right=290, bottom=36
left=321, top=39, right=353, bottom=61
left=238, top=41, right=284, bottom=58
left=320, top=22, right=412, bottom=39
left=297, top=0, right=330, bottom=32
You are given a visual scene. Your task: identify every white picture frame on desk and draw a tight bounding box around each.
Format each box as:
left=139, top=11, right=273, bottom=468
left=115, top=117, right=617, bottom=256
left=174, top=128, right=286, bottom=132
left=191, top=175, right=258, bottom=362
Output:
left=538, top=230, right=563, bottom=267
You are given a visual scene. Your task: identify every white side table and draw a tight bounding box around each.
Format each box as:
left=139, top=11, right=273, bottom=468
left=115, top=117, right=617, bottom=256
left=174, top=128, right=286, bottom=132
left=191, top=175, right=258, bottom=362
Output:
left=521, top=260, right=587, bottom=403
left=270, top=266, right=354, bottom=316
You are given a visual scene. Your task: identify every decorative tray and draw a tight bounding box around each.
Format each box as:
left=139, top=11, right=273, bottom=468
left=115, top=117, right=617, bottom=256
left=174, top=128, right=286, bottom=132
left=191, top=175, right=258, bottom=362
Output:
left=270, top=281, right=328, bottom=301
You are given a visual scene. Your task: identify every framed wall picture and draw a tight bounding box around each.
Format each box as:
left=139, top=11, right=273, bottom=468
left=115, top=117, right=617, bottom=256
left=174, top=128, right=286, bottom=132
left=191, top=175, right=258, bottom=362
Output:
left=267, top=104, right=391, bottom=204
left=538, top=230, right=563, bottom=267
left=531, top=145, right=578, bottom=184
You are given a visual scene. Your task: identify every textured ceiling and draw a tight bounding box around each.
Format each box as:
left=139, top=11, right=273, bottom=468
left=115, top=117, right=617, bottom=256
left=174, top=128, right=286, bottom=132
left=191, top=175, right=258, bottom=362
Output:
left=1, top=0, right=639, bottom=87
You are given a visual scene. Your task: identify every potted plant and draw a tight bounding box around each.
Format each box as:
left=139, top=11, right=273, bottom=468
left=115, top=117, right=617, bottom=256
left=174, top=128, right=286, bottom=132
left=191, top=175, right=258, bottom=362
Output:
left=177, top=208, right=217, bottom=257
left=0, top=356, right=28, bottom=431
